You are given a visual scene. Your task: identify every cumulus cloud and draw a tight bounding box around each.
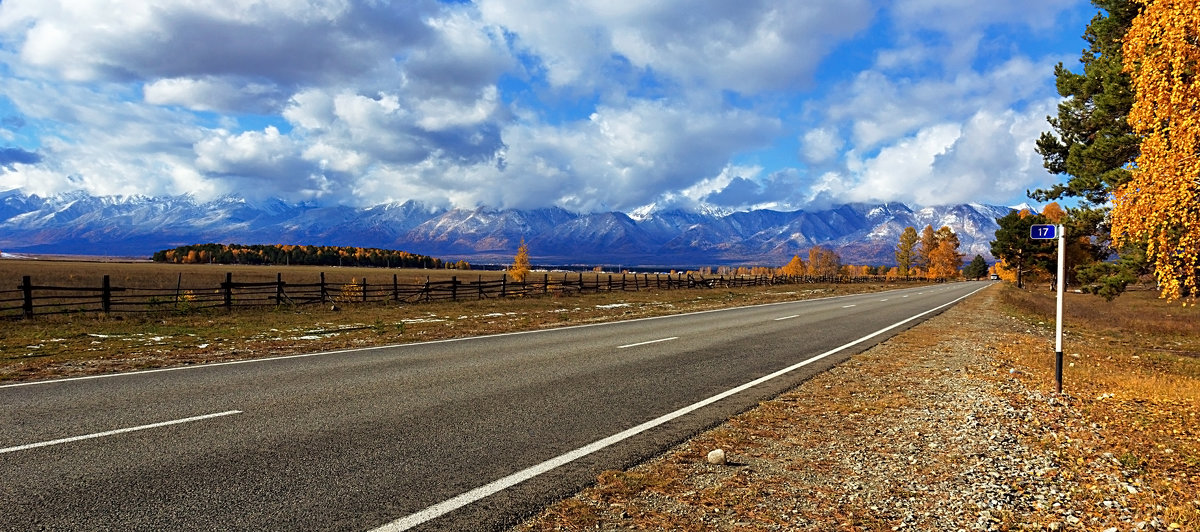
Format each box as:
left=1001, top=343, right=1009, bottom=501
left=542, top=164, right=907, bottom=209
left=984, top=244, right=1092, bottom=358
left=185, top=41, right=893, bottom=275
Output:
left=478, top=0, right=874, bottom=93
left=487, top=100, right=781, bottom=211
left=0, top=0, right=438, bottom=88
left=801, top=128, right=844, bottom=163
left=840, top=101, right=1059, bottom=206
left=0, top=0, right=1090, bottom=213
left=143, top=77, right=286, bottom=114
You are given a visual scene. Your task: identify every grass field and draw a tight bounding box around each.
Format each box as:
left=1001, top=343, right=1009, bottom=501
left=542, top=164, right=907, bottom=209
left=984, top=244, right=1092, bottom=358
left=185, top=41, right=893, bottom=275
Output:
left=1, top=258, right=513, bottom=289
left=0, top=258, right=906, bottom=383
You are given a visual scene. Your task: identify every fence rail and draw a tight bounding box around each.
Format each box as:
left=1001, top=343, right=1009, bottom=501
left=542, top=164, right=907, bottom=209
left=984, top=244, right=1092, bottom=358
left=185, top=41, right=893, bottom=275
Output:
left=1, top=271, right=904, bottom=320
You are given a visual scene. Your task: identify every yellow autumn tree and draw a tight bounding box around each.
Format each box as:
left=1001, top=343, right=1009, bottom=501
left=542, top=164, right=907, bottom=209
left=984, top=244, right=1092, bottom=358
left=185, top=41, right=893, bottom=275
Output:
left=780, top=254, right=805, bottom=277
left=1115, top=0, right=1200, bottom=302
left=509, top=238, right=531, bottom=282
left=927, top=226, right=964, bottom=280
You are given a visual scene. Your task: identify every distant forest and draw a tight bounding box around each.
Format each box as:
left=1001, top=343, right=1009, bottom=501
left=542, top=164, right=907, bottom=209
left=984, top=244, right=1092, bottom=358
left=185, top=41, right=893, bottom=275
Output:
left=152, top=243, right=470, bottom=269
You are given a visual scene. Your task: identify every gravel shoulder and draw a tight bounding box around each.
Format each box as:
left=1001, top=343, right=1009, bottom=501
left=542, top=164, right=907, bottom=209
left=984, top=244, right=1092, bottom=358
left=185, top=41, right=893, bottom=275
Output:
left=512, top=284, right=1198, bottom=531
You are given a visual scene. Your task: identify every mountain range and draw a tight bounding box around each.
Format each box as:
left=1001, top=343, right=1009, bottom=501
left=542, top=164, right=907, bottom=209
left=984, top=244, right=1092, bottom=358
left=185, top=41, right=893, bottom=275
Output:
left=0, top=190, right=1014, bottom=267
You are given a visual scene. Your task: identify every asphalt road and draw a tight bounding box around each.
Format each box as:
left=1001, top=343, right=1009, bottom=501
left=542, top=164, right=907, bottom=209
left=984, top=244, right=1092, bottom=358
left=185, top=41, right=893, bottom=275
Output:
left=0, top=282, right=990, bottom=531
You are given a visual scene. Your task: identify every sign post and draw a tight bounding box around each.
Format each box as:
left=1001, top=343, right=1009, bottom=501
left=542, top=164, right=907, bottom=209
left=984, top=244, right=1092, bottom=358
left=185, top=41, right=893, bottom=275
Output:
left=1031, top=223, right=1066, bottom=394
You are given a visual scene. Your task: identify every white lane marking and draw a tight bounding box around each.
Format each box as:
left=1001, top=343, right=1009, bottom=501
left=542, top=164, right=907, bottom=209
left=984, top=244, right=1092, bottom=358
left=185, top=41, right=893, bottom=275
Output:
left=0, top=410, right=242, bottom=454
left=617, top=337, right=678, bottom=349
left=903, top=295, right=909, bottom=298
left=773, top=315, right=800, bottom=321
left=879, top=299, right=889, bottom=302
left=371, top=284, right=990, bottom=531
left=842, top=305, right=856, bottom=308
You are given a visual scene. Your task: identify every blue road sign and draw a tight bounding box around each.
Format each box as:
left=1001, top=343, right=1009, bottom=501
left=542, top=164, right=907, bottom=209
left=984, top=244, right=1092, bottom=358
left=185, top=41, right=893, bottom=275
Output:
left=1030, top=224, right=1057, bottom=239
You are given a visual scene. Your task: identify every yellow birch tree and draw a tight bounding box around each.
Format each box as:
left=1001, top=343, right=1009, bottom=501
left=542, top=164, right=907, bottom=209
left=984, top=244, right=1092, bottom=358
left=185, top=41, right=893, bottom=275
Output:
left=1115, top=0, right=1200, bottom=302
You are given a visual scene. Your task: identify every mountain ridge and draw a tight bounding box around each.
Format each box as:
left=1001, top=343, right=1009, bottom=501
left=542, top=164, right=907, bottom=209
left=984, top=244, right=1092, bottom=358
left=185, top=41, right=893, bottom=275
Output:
left=0, top=190, right=1012, bottom=267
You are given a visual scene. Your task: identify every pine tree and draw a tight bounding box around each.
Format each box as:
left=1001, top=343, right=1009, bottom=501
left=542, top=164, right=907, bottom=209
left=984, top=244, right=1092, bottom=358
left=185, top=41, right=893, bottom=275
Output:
left=964, top=255, right=990, bottom=280
left=991, top=211, right=1057, bottom=289
left=1034, top=0, right=1141, bottom=205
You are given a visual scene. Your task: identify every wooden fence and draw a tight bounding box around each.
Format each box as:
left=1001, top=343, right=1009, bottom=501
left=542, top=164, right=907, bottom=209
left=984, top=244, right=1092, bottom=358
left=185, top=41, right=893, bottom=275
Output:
left=0, top=271, right=899, bottom=319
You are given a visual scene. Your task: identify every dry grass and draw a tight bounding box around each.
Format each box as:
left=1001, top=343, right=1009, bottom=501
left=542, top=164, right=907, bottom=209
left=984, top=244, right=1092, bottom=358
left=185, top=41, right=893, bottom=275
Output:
left=995, top=285, right=1200, bottom=527
left=0, top=259, right=915, bottom=383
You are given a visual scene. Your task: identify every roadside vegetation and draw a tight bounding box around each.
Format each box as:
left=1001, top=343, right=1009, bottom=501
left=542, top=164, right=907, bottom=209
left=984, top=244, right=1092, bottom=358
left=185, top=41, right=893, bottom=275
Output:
left=0, top=258, right=926, bottom=383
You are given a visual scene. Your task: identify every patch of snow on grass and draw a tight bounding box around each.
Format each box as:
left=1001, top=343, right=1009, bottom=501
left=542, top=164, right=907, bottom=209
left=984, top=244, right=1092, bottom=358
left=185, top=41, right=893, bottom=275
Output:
left=595, top=303, right=632, bottom=309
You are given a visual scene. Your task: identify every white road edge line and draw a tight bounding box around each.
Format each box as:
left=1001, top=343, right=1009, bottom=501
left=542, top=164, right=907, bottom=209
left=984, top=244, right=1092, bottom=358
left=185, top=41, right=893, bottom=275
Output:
left=773, top=315, right=800, bottom=321
left=0, top=410, right=242, bottom=454
left=372, top=284, right=989, bottom=531
left=617, top=337, right=678, bottom=349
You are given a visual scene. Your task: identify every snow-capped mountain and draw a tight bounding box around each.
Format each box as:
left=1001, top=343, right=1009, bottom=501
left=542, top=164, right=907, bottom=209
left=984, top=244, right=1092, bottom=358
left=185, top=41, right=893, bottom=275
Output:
left=0, top=190, right=1012, bottom=266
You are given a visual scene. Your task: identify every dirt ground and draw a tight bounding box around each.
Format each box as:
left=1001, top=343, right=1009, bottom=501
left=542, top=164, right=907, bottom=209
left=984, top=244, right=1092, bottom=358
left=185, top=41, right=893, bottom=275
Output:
left=511, top=284, right=1199, bottom=531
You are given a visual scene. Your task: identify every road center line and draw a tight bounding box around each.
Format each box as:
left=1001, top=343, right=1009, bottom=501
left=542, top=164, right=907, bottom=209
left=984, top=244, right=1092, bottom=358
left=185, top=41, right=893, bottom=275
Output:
left=617, top=337, right=679, bottom=349
left=0, top=410, right=243, bottom=455
left=842, top=304, right=856, bottom=308
left=373, top=284, right=989, bottom=531
left=773, top=315, right=800, bottom=321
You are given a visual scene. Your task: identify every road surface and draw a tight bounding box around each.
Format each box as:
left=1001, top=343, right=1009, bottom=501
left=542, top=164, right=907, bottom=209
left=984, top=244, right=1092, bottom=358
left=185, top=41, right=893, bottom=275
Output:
left=1, top=282, right=989, bottom=531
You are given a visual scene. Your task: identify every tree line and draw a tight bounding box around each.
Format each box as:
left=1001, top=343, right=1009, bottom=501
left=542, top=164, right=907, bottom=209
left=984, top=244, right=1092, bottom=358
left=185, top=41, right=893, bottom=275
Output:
left=153, top=243, right=471, bottom=270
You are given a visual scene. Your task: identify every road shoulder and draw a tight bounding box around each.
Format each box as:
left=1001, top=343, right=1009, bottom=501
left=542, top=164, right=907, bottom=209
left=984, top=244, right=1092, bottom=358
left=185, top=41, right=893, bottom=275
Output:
left=512, top=284, right=1179, bottom=531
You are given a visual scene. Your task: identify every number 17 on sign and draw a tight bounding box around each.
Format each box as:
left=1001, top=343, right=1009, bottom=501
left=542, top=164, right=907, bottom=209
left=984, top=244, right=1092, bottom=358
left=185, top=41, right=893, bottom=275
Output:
left=1030, top=224, right=1057, bottom=239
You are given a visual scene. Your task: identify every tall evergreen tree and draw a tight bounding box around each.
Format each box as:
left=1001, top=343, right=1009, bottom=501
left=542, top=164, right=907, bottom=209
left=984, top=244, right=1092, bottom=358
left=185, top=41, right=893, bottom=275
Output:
left=1033, top=0, right=1141, bottom=206
left=991, top=211, right=1057, bottom=289
left=964, top=255, right=990, bottom=280
left=1032, top=0, right=1146, bottom=298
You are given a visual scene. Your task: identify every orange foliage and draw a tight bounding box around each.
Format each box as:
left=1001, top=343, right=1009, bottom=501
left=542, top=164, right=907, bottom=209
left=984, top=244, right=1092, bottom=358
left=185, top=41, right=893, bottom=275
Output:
left=1116, top=0, right=1200, bottom=303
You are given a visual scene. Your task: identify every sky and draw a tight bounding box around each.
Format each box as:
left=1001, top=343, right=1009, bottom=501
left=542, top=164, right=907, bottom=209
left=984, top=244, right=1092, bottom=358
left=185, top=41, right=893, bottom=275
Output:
left=0, top=0, right=1098, bottom=213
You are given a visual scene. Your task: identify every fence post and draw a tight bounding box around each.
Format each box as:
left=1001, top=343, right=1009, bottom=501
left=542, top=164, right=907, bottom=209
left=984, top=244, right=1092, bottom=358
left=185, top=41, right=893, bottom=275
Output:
left=451, top=276, right=458, bottom=302
left=543, top=273, right=549, bottom=295
left=478, top=275, right=484, bottom=299
left=21, top=275, right=33, bottom=319
left=361, top=277, right=367, bottom=303
left=501, top=274, right=507, bottom=298
left=393, top=274, right=399, bottom=302
left=101, top=275, right=112, bottom=314
left=424, top=277, right=431, bottom=302
left=276, top=273, right=284, bottom=305
left=320, top=272, right=327, bottom=303
left=223, top=272, right=233, bottom=310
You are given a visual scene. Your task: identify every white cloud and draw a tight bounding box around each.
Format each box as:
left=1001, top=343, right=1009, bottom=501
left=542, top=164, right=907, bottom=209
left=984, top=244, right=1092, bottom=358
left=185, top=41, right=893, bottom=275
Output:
left=0, top=0, right=1092, bottom=214
left=842, top=100, right=1059, bottom=206
left=478, top=0, right=874, bottom=94
left=801, top=128, right=844, bottom=163
left=143, top=77, right=285, bottom=113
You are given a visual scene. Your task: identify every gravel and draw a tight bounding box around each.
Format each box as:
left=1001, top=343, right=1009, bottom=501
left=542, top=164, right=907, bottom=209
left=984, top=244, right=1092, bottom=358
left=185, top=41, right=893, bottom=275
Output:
left=512, top=286, right=1172, bottom=531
